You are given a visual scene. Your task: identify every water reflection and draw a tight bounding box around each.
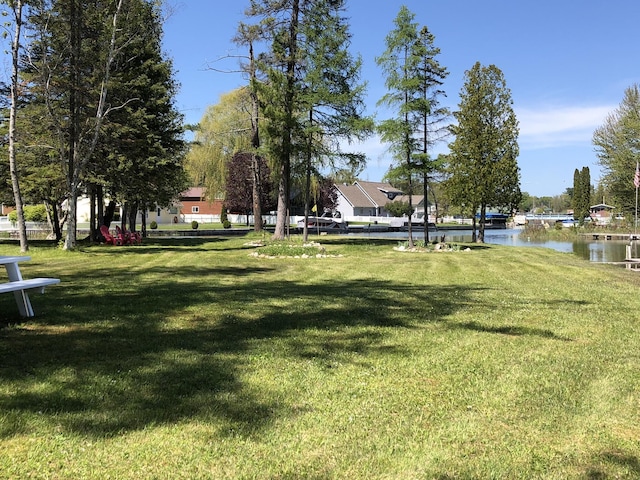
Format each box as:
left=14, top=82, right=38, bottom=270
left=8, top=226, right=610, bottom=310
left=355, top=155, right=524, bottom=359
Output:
left=351, top=228, right=632, bottom=263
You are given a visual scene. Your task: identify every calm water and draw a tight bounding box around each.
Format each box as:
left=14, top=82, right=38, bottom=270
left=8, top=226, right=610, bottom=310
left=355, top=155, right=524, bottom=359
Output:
left=351, top=228, right=631, bottom=263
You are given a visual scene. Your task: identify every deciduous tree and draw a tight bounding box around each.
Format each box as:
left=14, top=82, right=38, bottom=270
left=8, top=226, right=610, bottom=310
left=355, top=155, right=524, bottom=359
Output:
left=593, top=84, right=640, bottom=216
left=224, top=152, right=274, bottom=225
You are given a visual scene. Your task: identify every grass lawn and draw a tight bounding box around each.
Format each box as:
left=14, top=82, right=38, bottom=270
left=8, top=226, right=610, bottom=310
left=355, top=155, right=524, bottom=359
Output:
left=0, top=235, right=639, bottom=479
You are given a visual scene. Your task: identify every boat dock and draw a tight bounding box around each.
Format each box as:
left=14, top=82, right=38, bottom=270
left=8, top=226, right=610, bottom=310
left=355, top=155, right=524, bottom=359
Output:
left=582, top=233, right=640, bottom=241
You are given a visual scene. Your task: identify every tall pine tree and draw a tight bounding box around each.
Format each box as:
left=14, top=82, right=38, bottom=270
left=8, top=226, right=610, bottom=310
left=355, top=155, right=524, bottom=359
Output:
left=446, top=62, right=521, bottom=243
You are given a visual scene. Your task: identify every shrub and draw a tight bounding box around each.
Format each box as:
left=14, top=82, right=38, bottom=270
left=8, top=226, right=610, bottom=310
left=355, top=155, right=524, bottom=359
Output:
left=220, top=206, right=229, bottom=227
left=7, top=204, right=47, bottom=223
left=150, top=221, right=158, bottom=230
left=191, top=220, right=199, bottom=230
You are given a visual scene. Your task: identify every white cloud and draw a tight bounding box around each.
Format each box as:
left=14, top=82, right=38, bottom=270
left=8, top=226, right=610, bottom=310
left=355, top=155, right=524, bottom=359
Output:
left=516, top=104, right=613, bottom=149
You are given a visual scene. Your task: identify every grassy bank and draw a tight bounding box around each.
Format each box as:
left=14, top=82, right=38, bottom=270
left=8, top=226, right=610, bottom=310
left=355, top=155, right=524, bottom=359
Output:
left=1, top=236, right=639, bottom=479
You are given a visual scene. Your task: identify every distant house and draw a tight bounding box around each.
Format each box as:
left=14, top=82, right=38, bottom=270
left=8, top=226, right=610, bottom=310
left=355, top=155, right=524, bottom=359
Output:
left=173, top=187, right=223, bottom=223
left=334, top=181, right=424, bottom=219
left=590, top=203, right=616, bottom=225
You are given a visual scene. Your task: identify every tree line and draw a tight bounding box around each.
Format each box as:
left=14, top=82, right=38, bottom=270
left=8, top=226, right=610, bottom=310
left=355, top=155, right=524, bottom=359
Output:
left=1, top=0, right=187, bottom=251
left=5, top=1, right=634, bottom=251
left=186, top=2, right=521, bottom=244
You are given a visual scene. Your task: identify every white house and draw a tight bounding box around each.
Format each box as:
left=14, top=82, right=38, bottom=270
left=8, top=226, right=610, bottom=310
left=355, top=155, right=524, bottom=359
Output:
left=334, top=181, right=425, bottom=222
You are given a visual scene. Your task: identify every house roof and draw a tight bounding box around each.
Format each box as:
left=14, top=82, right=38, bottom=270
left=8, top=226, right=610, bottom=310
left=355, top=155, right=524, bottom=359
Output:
left=336, top=181, right=427, bottom=209
left=396, top=194, right=425, bottom=206
left=335, top=184, right=376, bottom=208
left=354, top=181, right=404, bottom=206
left=182, top=187, right=204, bottom=199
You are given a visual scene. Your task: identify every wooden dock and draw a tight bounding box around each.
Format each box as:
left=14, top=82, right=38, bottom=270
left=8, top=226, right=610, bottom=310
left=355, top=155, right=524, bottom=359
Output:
left=583, top=233, right=640, bottom=241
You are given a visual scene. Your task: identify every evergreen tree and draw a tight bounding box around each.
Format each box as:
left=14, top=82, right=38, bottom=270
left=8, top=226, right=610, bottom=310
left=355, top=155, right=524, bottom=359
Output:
left=376, top=6, right=421, bottom=247
left=446, top=62, right=521, bottom=243
left=244, top=0, right=371, bottom=240
left=97, top=0, right=187, bottom=237
left=376, top=7, right=447, bottom=246
left=13, top=0, right=186, bottom=244
left=572, top=166, right=591, bottom=224
left=412, top=26, right=449, bottom=242
left=245, top=0, right=301, bottom=240
left=297, top=0, right=372, bottom=240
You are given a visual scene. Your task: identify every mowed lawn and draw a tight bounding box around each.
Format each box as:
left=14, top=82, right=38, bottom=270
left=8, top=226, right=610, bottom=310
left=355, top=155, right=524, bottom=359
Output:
left=0, top=236, right=639, bottom=479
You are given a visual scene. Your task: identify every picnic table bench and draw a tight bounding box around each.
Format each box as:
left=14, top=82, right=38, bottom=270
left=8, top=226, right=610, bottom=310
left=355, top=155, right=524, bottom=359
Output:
left=0, top=256, right=60, bottom=317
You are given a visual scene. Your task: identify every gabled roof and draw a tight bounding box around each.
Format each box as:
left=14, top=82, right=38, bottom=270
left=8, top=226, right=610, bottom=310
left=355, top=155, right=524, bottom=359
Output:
left=354, top=181, right=404, bottom=207
left=335, top=184, right=376, bottom=208
left=181, top=187, right=204, bottom=199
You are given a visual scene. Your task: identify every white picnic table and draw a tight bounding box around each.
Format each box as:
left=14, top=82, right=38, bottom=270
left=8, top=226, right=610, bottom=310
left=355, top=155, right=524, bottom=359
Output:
left=0, top=255, right=60, bottom=317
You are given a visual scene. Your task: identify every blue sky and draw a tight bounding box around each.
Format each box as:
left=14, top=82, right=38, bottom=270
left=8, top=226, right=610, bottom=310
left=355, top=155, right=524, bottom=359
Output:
left=162, top=0, right=640, bottom=197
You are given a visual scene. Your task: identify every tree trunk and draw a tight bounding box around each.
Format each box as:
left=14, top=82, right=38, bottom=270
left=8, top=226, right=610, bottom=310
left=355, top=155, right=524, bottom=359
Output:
left=272, top=165, right=288, bottom=240
left=423, top=172, right=429, bottom=243
left=478, top=204, right=486, bottom=243
left=248, top=41, right=263, bottom=233
left=8, top=0, right=28, bottom=252
left=104, top=200, right=116, bottom=227
left=251, top=154, right=264, bottom=232
left=472, top=214, right=477, bottom=243
left=128, top=203, right=137, bottom=232
left=141, top=210, right=147, bottom=238
left=89, top=185, right=97, bottom=241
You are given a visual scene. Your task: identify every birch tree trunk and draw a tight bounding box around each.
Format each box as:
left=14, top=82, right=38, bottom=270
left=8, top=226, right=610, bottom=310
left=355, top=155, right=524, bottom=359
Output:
left=7, top=0, right=28, bottom=252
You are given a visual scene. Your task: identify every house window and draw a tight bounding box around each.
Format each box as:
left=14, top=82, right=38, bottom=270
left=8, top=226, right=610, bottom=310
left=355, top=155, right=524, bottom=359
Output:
left=192, top=206, right=199, bottom=214
left=157, top=208, right=161, bottom=216
left=169, top=207, right=178, bottom=214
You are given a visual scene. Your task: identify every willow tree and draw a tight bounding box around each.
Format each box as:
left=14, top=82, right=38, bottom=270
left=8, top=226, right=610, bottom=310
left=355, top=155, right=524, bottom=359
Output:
left=593, top=84, right=640, bottom=216
left=447, top=62, right=521, bottom=243
left=185, top=88, right=253, bottom=209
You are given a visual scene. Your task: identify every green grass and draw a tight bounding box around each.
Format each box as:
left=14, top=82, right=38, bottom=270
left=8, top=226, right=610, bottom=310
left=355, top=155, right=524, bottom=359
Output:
left=1, top=235, right=639, bottom=478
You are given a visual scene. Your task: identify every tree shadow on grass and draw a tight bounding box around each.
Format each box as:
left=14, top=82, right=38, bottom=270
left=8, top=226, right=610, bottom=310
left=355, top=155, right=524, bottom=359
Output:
left=585, top=450, right=640, bottom=479
left=0, top=244, right=582, bottom=441
left=0, top=261, right=480, bottom=439
left=453, top=320, right=574, bottom=341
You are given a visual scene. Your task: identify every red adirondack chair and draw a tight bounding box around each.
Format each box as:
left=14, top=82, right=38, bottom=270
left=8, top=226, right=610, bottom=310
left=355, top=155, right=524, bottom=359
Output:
left=115, top=225, right=133, bottom=245
left=100, top=225, right=119, bottom=245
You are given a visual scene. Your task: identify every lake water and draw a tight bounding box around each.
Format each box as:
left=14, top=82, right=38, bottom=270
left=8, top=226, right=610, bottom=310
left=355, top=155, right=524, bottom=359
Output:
left=351, top=228, right=633, bottom=263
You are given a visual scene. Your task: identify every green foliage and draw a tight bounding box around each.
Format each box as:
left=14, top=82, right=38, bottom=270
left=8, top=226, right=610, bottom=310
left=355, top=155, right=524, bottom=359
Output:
left=446, top=62, right=521, bottom=241
left=191, top=220, right=199, bottom=230
left=593, top=84, right=640, bottom=215
left=185, top=89, right=253, bottom=196
left=8, top=204, right=47, bottom=223
left=1, top=238, right=639, bottom=478
left=220, top=207, right=229, bottom=229
left=385, top=200, right=413, bottom=217
left=150, top=221, right=158, bottom=230
left=573, top=166, right=591, bottom=224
